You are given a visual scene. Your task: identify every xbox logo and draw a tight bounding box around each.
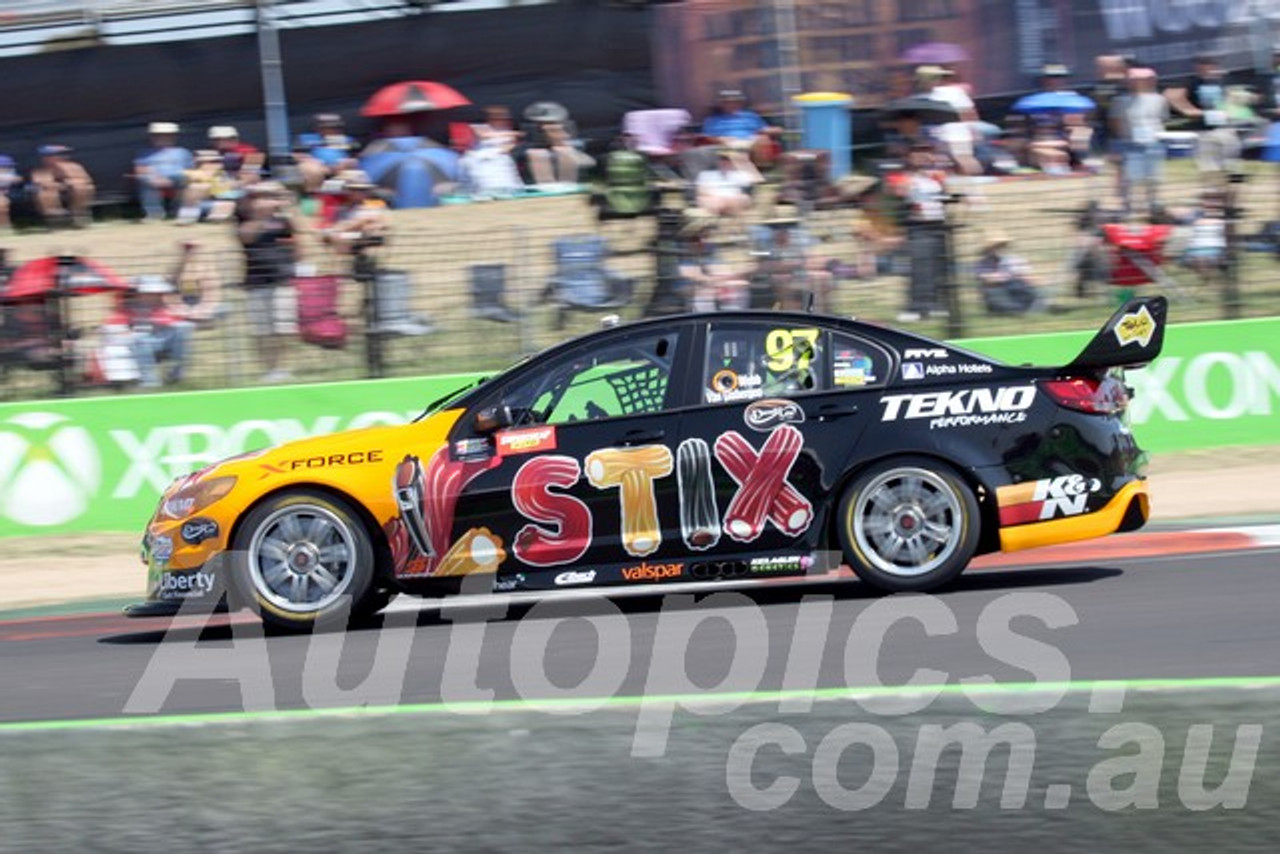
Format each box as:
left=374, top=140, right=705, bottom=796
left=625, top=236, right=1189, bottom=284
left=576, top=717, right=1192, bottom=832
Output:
left=0, top=412, right=100, bottom=526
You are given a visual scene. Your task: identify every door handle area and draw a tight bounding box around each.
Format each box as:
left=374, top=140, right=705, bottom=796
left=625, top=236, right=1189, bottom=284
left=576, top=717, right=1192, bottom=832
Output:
left=816, top=404, right=859, bottom=421
left=616, top=429, right=666, bottom=446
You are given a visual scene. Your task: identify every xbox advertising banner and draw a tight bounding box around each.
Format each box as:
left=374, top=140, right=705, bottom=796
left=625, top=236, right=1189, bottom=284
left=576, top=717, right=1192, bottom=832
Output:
left=963, top=316, right=1280, bottom=452
left=0, top=317, right=1276, bottom=537
left=0, top=373, right=484, bottom=538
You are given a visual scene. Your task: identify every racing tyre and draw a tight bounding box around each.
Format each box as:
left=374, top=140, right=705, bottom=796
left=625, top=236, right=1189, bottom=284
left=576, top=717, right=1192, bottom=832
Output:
left=836, top=457, right=980, bottom=593
left=232, top=490, right=377, bottom=632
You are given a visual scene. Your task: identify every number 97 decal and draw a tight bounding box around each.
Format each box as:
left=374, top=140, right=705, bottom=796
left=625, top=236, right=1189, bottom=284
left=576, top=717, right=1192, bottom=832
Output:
left=766, top=328, right=820, bottom=373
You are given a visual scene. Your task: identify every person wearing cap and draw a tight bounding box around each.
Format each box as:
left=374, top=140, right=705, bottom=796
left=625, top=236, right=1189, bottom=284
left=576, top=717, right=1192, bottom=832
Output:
left=322, top=170, right=389, bottom=255
left=975, top=232, right=1045, bottom=315
left=1167, top=55, right=1248, bottom=184
left=919, top=66, right=983, bottom=176
left=701, top=88, right=781, bottom=166
left=237, top=181, right=298, bottom=383
left=103, top=275, right=195, bottom=387
left=207, top=125, right=263, bottom=179
left=894, top=145, right=948, bottom=322
left=520, top=102, right=593, bottom=186
left=176, top=149, right=239, bottom=225
left=30, top=144, right=96, bottom=228
left=0, top=154, right=18, bottom=232
left=695, top=148, right=763, bottom=225
left=677, top=208, right=747, bottom=312
left=1015, top=64, right=1082, bottom=174
left=1110, top=67, right=1169, bottom=217
left=134, top=122, right=194, bottom=221
left=296, top=113, right=358, bottom=194
left=752, top=211, right=834, bottom=312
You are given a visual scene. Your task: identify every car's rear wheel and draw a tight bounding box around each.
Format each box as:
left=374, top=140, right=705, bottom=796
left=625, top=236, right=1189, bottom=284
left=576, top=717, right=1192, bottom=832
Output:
left=233, top=490, right=377, bottom=631
left=836, top=458, right=980, bottom=592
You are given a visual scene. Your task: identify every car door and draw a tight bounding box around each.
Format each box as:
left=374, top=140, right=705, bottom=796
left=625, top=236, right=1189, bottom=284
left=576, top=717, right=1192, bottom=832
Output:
left=676, top=318, right=893, bottom=570
left=444, top=324, right=694, bottom=588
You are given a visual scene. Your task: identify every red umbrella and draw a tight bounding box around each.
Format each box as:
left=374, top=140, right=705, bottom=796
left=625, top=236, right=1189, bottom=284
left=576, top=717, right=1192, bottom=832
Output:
left=1, top=256, right=131, bottom=302
left=360, top=80, right=470, bottom=117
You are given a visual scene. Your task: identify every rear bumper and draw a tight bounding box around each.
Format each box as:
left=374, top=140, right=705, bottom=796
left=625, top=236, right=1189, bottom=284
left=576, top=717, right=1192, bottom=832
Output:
left=999, top=479, right=1149, bottom=553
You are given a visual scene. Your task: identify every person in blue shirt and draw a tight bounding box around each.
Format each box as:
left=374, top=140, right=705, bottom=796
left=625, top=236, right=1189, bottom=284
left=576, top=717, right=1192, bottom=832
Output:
left=134, top=122, right=193, bottom=221
left=296, top=113, right=358, bottom=194
left=701, top=89, right=781, bottom=166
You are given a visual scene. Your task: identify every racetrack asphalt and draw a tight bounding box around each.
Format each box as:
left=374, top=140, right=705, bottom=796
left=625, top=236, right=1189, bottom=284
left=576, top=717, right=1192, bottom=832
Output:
left=3, top=537, right=1279, bottom=726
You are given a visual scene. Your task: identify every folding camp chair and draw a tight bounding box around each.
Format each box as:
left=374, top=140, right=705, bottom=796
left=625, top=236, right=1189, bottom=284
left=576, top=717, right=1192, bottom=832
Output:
left=544, top=235, right=634, bottom=328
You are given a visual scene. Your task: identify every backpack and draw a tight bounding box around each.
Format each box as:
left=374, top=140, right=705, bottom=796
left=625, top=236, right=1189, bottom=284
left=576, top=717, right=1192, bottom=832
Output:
left=294, top=275, right=348, bottom=349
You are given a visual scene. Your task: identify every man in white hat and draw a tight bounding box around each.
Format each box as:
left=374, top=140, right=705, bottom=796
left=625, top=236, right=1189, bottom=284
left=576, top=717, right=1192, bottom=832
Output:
left=104, top=275, right=195, bottom=387
left=134, top=121, right=193, bottom=221
left=1110, top=67, right=1169, bottom=216
left=207, top=125, right=263, bottom=178
left=975, top=231, right=1046, bottom=315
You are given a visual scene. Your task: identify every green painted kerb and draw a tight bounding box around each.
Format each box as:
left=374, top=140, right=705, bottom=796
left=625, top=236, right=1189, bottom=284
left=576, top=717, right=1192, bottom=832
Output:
left=3, top=675, right=1279, bottom=734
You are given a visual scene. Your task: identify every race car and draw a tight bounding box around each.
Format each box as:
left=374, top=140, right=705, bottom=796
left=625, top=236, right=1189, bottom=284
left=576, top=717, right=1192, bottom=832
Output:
left=129, top=296, right=1165, bottom=630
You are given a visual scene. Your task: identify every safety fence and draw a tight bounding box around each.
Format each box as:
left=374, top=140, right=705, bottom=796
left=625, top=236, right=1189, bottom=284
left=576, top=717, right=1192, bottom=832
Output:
left=1, top=313, right=1277, bottom=537
left=3, top=161, right=1280, bottom=402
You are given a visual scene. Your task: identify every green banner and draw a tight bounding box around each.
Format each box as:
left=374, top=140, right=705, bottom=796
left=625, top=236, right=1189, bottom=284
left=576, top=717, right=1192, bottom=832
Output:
left=0, top=373, right=484, bottom=537
left=960, top=316, right=1280, bottom=453
left=1, top=316, right=1276, bottom=536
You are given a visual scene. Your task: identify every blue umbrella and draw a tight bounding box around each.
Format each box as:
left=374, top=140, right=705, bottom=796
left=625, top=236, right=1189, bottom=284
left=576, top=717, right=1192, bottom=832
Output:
left=1012, top=90, right=1097, bottom=114
left=1262, top=121, right=1280, bottom=162
left=359, top=136, right=461, bottom=208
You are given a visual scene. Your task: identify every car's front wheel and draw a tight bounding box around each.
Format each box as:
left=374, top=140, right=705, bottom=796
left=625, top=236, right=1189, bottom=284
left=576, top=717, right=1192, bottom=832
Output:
left=836, top=458, right=980, bottom=593
left=232, top=490, right=377, bottom=631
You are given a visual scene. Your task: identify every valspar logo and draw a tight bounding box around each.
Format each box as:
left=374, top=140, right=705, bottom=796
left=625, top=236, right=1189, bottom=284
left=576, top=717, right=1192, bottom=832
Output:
left=0, top=412, right=100, bottom=526
left=879, top=386, right=1036, bottom=430
left=110, top=410, right=417, bottom=499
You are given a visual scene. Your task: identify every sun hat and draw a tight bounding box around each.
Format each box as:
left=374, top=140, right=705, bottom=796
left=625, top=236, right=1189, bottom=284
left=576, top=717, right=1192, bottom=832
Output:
left=133, top=275, right=175, bottom=294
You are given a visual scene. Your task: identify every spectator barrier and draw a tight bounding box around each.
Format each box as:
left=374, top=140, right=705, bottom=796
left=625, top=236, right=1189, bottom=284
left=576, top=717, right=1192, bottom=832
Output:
left=0, top=317, right=1276, bottom=537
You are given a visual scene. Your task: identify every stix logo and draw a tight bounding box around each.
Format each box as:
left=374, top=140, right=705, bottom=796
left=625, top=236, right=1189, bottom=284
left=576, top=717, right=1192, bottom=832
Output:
left=497, top=426, right=557, bottom=457
left=0, top=412, right=100, bottom=527
left=621, top=561, right=683, bottom=582
left=879, top=386, right=1036, bottom=430
left=505, top=428, right=814, bottom=568
left=997, top=474, right=1103, bottom=525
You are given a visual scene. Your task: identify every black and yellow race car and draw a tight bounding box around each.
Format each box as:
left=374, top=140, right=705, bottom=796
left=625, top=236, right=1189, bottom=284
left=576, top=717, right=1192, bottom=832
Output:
left=132, top=296, right=1165, bottom=630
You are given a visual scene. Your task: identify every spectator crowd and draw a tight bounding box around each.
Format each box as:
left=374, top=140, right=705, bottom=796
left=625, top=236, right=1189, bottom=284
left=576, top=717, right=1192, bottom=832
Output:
left=3, top=54, right=1278, bottom=394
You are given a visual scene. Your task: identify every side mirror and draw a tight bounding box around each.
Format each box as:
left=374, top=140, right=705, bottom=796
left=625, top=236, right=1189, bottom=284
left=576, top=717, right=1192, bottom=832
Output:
left=473, top=404, right=513, bottom=435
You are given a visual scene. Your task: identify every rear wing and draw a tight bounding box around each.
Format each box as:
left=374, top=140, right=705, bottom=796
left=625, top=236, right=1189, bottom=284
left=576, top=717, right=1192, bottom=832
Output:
left=1066, top=295, right=1167, bottom=372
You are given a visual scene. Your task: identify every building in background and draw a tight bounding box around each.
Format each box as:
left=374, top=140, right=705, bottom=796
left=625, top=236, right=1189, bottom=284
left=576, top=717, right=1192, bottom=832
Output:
left=654, top=0, right=1280, bottom=123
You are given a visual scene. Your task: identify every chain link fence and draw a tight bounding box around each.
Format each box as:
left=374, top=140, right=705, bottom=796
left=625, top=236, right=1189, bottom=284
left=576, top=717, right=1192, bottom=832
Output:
left=4, top=161, right=1280, bottom=401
